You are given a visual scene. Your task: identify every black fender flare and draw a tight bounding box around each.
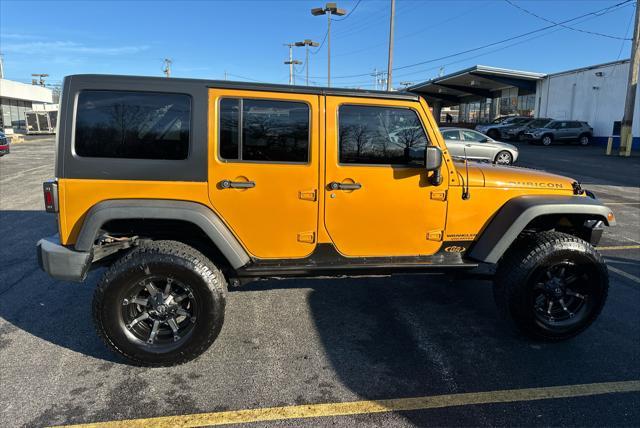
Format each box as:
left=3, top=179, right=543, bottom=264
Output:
left=75, top=199, right=251, bottom=269
left=467, top=195, right=614, bottom=264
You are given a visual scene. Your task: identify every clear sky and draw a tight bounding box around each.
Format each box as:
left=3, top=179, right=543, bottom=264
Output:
left=0, top=0, right=636, bottom=89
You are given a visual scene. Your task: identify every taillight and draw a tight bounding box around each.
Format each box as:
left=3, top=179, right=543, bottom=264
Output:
left=43, top=180, right=58, bottom=213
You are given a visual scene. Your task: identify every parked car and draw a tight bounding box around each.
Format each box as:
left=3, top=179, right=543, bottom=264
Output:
left=504, top=118, right=554, bottom=141
left=37, top=74, right=614, bottom=366
left=0, top=131, right=10, bottom=157
left=475, top=116, right=531, bottom=140
left=523, top=120, right=593, bottom=146
left=441, top=127, right=519, bottom=165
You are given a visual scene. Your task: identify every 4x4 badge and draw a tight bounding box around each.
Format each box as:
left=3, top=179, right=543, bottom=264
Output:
left=444, top=246, right=466, bottom=253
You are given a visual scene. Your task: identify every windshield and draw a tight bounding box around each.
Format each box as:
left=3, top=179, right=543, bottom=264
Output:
left=501, top=117, right=527, bottom=125
left=491, top=117, right=509, bottom=124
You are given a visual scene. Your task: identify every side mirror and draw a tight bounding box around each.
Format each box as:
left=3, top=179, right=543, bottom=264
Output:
left=425, top=146, right=443, bottom=186
left=425, top=146, right=442, bottom=171
left=479, top=137, right=489, bottom=143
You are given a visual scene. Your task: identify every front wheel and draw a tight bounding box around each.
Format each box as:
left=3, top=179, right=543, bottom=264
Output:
left=495, top=150, right=513, bottom=165
left=93, top=240, right=227, bottom=366
left=493, top=231, right=608, bottom=341
left=542, top=135, right=553, bottom=146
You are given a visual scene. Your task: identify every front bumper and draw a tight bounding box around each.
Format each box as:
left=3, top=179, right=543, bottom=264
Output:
left=522, top=134, right=541, bottom=142
left=37, top=235, right=92, bottom=282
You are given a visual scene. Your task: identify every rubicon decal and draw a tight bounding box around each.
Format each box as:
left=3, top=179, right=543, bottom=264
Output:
left=508, top=181, right=564, bottom=188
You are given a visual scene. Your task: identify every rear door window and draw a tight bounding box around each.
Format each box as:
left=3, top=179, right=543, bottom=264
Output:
left=219, top=98, right=310, bottom=163
left=75, top=90, right=191, bottom=160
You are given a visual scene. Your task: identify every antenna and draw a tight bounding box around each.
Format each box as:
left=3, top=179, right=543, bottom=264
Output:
left=462, top=146, right=471, bottom=200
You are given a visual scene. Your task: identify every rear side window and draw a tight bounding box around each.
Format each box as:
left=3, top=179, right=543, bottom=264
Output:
left=339, top=105, right=428, bottom=165
left=75, top=90, right=191, bottom=160
left=442, top=130, right=460, bottom=140
left=219, top=98, right=310, bottom=163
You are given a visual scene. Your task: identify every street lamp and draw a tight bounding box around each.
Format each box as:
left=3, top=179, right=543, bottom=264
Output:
left=311, top=3, right=347, bottom=87
left=295, top=39, right=320, bottom=86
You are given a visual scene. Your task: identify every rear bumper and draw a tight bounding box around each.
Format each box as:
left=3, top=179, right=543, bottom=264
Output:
left=37, top=235, right=92, bottom=282
left=0, top=144, right=10, bottom=155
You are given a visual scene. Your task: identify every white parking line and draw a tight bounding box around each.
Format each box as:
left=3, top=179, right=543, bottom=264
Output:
left=0, top=164, right=51, bottom=183
left=608, top=265, right=640, bottom=285
left=605, top=202, right=640, bottom=206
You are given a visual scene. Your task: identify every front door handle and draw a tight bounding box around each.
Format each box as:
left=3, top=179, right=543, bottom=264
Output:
left=328, top=181, right=362, bottom=191
left=219, top=179, right=256, bottom=189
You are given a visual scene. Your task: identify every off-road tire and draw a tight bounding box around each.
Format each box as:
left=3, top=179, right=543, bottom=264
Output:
left=493, top=231, right=608, bottom=341
left=93, top=240, right=227, bottom=366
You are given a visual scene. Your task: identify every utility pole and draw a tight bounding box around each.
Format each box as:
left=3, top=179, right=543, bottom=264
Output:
left=312, top=3, right=347, bottom=87
left=620, top=1, right=640, bottom=156
left=162, top=58, right=172, bottom=78
left=284, top=43, right=303, bottom=85
left=0, top=54, right=4, bottom=79
left=31, top=73, right=49, bottom=86
left=371, top=68, right=378, bottom=90
left=295, top=39, right=320, bottom=86
left=386, top=0, right=396, bottom=91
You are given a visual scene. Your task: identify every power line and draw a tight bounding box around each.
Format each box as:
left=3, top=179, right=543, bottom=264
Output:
left=225, top=73, right=265, bottom=83
left=617, top=5, right=637, bottom=59
left=301, top=3, right=634, bottom=88
left=307, top=0, right=633, bottom=80
left=504, top=0, right=633, bottom=41
left=311, top=30, right=328, bottom=55
left=332, top=2, right=492, bottom=59
left=331, top=0, right=362, bottom=21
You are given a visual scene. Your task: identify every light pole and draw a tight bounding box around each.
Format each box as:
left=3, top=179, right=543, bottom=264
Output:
left=312, top=3, right=346, bottom=87
left=295, top=39, right=320, bottom=86
left=386, top=0, right=396, bottom=91
left=284, top=43, right=303, bottom=85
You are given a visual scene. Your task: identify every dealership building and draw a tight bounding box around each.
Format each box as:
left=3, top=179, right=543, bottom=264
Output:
left=0, top=78, right=55, bottom=131
left=409, top=59, right=640, bottom=148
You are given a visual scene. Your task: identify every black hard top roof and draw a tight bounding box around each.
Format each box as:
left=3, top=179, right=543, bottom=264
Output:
left=66, top=74, right=421, bottom=101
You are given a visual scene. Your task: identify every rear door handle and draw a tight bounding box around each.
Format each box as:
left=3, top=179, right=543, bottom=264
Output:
left=219, top=179, right=256, bottom=189
left=328, top=181, right=362, bottom=191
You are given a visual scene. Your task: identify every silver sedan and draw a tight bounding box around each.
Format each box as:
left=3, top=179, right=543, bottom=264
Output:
left=440, top=127, right=519, bottom=165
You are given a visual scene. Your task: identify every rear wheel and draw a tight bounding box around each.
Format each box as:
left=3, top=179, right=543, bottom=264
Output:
left=578, top=134, right=591, bottom=146
left=542, top=135, right=553, bottom=146
left=495, top=150, right=513, bottom=165
left=93, top=240, right=226, bottom=366
left=493, top=232, right=608, bottom=341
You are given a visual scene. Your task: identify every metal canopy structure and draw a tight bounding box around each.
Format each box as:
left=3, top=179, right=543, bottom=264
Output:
left=408, top=65, right=546, bottom=107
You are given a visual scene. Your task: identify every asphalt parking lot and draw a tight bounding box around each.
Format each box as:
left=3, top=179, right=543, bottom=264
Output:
left=1, top=137, right=639, bottom=427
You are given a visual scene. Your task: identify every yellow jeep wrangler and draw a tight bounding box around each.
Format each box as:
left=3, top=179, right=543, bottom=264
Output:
left=37, top=75, right=615, bottom=366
